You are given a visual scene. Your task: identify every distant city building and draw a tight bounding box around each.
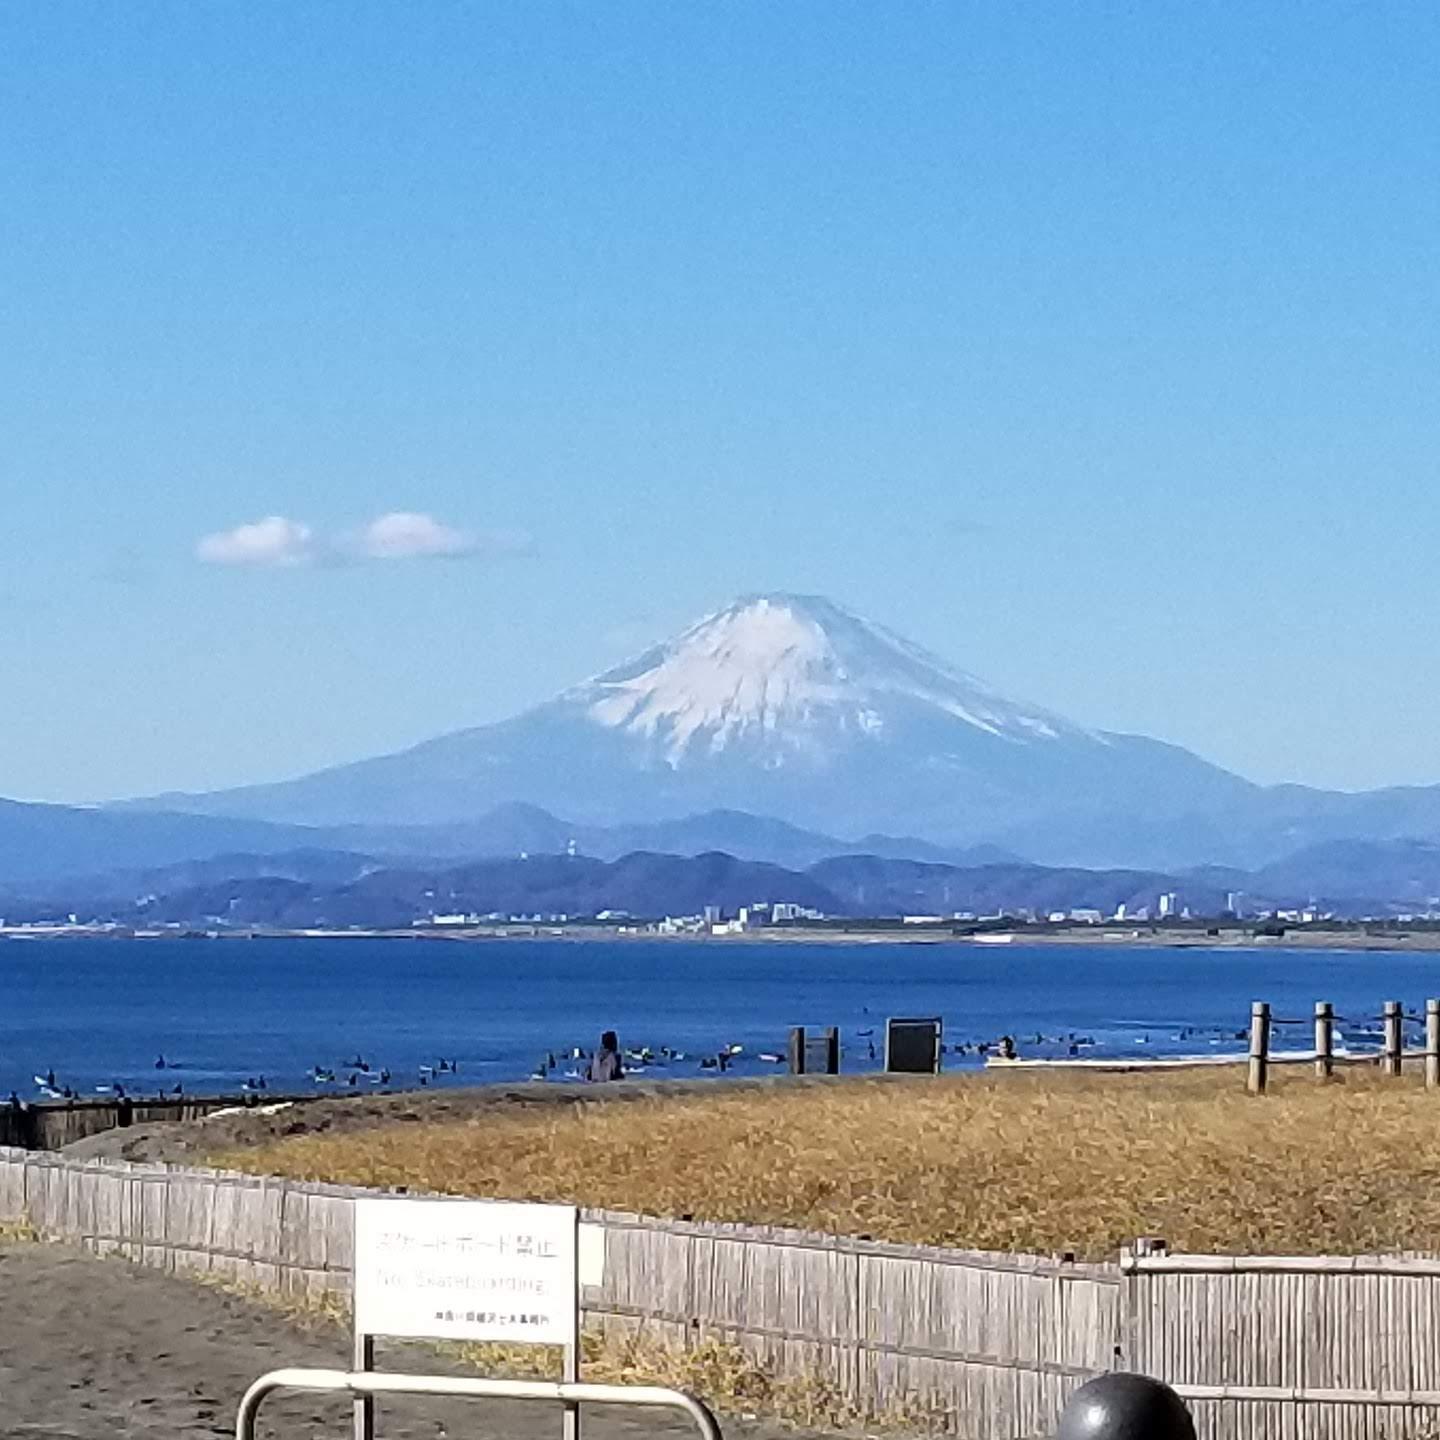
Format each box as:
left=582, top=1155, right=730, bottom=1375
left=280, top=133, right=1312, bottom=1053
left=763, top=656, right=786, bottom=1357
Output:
left=771, top=902, right=824, bottom=922
left=703, top=904, right=722, bottom=925
left=1157, top=892, right=1177, bottom=919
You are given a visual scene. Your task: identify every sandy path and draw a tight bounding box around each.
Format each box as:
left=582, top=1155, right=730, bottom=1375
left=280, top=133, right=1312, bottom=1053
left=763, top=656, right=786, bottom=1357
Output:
left=0, top=1241, right=796, bottom=1440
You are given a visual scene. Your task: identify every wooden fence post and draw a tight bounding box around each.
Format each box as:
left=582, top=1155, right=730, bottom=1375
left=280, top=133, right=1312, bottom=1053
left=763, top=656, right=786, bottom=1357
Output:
left=1427, top=1000, right=1440, bottom=1090
left=1314, top=1001, right=1334, bottom=1080
left=1248, top=1001, right=1270, bottom=1094
left=1383, top=1000, right=1403, bottom=1077
left=822, top=1026, right=840, bottom=1075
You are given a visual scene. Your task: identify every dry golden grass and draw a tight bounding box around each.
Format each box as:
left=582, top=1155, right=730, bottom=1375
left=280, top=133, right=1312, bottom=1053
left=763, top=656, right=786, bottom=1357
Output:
left=449, top=1333, right=887, bottom=1431
left=212, top=1067, right=1440, bottom=1259
left=193, top=1269, right=872, bottom=1425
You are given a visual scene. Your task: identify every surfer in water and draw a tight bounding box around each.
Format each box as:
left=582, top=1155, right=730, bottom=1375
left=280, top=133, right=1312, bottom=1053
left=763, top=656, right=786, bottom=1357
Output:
left=588, top=1031, right=623, bottom=1082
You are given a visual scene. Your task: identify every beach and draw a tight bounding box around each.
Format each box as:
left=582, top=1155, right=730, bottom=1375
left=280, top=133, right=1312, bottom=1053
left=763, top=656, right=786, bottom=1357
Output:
left=0, top=1238, right=806, bottom=1440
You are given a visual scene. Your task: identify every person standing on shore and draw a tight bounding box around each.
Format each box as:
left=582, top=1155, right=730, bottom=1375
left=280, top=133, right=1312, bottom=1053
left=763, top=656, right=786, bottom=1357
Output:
left=589, top=1031, right=623, bottom=1082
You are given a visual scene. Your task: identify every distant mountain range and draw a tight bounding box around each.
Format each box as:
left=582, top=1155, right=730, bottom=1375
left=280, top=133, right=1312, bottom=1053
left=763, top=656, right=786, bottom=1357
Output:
left=0, top=794, right=1015, bottom=892
left=7, top=594, right=1440, bottom=919
left=0, top=848, right=1220, bottom=928
left=9, top=836, right=1440, bottom=929
left=105, top=593, right=1440, bottom=872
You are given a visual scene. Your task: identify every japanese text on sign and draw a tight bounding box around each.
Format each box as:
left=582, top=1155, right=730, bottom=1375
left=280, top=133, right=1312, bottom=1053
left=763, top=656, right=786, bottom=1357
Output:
left=354, top=1198, right=578, bottom=1345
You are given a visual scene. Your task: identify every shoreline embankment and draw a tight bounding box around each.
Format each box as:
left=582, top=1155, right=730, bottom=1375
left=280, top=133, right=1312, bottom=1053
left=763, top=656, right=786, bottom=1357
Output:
left=5, top=923, right=1440, bottom=952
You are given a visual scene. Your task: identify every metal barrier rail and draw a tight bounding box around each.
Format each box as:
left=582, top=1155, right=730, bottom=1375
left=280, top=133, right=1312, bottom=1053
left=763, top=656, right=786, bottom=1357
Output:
left=1171, top=1384, right=1440, bottom=1406
left=236, top=1368, right=723, bottom=1440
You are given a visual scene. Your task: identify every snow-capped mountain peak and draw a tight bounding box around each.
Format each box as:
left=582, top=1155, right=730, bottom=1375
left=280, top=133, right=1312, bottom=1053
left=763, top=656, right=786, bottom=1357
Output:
left=569, top=593, right=1092, bottom=766
left=116, top=589, right=1258, bottom=861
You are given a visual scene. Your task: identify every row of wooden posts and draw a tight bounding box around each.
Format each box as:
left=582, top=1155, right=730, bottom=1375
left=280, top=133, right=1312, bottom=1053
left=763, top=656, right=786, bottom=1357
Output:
left=1246, top=997, right=1440, bottom=1093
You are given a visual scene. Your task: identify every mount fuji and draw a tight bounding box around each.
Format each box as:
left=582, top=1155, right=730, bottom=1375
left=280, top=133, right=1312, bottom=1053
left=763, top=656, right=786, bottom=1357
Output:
left=123, top=593, right=1282, bottom=866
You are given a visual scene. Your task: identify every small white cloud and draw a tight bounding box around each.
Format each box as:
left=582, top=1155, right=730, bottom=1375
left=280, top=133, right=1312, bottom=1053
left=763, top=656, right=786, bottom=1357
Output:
left=344, top=511, right=532, bottom=562
left=196, top=510, right=530, bottom=569
left=196, top=516, right=313, bottom=568
left=352, top=511, right=479, bottom=560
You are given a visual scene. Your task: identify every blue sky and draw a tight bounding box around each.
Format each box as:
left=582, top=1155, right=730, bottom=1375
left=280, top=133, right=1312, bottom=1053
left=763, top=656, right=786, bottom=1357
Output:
left=2, top=3, right=1437, bottom=802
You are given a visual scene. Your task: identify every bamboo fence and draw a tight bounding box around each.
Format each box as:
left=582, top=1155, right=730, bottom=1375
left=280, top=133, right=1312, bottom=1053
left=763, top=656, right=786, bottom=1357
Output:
left=5, top=1146, right=1440, bottom=1438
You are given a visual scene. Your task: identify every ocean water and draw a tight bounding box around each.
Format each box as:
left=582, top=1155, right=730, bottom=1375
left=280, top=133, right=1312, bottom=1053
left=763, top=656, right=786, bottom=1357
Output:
left=2, top=936, right=1437, bottom=1100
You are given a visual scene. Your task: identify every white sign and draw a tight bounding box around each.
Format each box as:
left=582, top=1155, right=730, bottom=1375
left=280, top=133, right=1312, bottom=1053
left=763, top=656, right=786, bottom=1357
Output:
left=354, top=1198, right=578, bottom=1345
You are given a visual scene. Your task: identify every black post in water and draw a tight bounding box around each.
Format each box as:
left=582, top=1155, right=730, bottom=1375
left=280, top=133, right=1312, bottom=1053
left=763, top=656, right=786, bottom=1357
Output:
left=788, top=1026, right=806, bottom=1076
left=822, top=1026, right=840, bottom=1075
left=1057, top=1374, right=1195, bottom=1440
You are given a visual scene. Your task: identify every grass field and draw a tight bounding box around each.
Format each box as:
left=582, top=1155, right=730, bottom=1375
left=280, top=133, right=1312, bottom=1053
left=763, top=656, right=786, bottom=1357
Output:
left=212, top=1066, right=1440, bottom=1258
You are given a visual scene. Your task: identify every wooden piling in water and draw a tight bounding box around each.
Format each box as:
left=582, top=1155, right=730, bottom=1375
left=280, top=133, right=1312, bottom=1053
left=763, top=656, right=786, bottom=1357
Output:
left=1314, top=1000, right=1334, bottom=1080
left=788, top=1026, right=806, bottom=1076
left=1383, top=1000, right=1403, bottom=1077
left=1427, top=1000, right=1440, bottom=1090
left=1248, top=1001, right=1270, bottom=1094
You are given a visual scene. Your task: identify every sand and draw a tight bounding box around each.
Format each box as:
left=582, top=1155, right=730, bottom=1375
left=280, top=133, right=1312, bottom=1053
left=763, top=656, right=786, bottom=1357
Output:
left=0, top=1239, right=803, bottom=1440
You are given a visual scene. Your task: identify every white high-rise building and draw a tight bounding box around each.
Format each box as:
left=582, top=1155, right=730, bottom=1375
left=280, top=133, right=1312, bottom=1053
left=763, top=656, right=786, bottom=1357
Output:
left=1158, top=892, right=1177, bottom=919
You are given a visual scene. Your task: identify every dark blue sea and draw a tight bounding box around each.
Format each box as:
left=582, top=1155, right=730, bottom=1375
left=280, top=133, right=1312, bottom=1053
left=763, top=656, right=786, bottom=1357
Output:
left=3, top=937, right=1438, bottom=1101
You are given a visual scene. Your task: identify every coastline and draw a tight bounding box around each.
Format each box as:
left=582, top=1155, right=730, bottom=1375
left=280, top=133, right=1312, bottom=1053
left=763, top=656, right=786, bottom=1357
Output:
left=5, top=922, right=1440, bottom=953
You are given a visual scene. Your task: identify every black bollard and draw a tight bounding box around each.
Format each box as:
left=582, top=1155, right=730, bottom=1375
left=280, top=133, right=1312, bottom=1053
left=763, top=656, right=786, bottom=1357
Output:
left=1058, top=1374, right=1195, bottom=1440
